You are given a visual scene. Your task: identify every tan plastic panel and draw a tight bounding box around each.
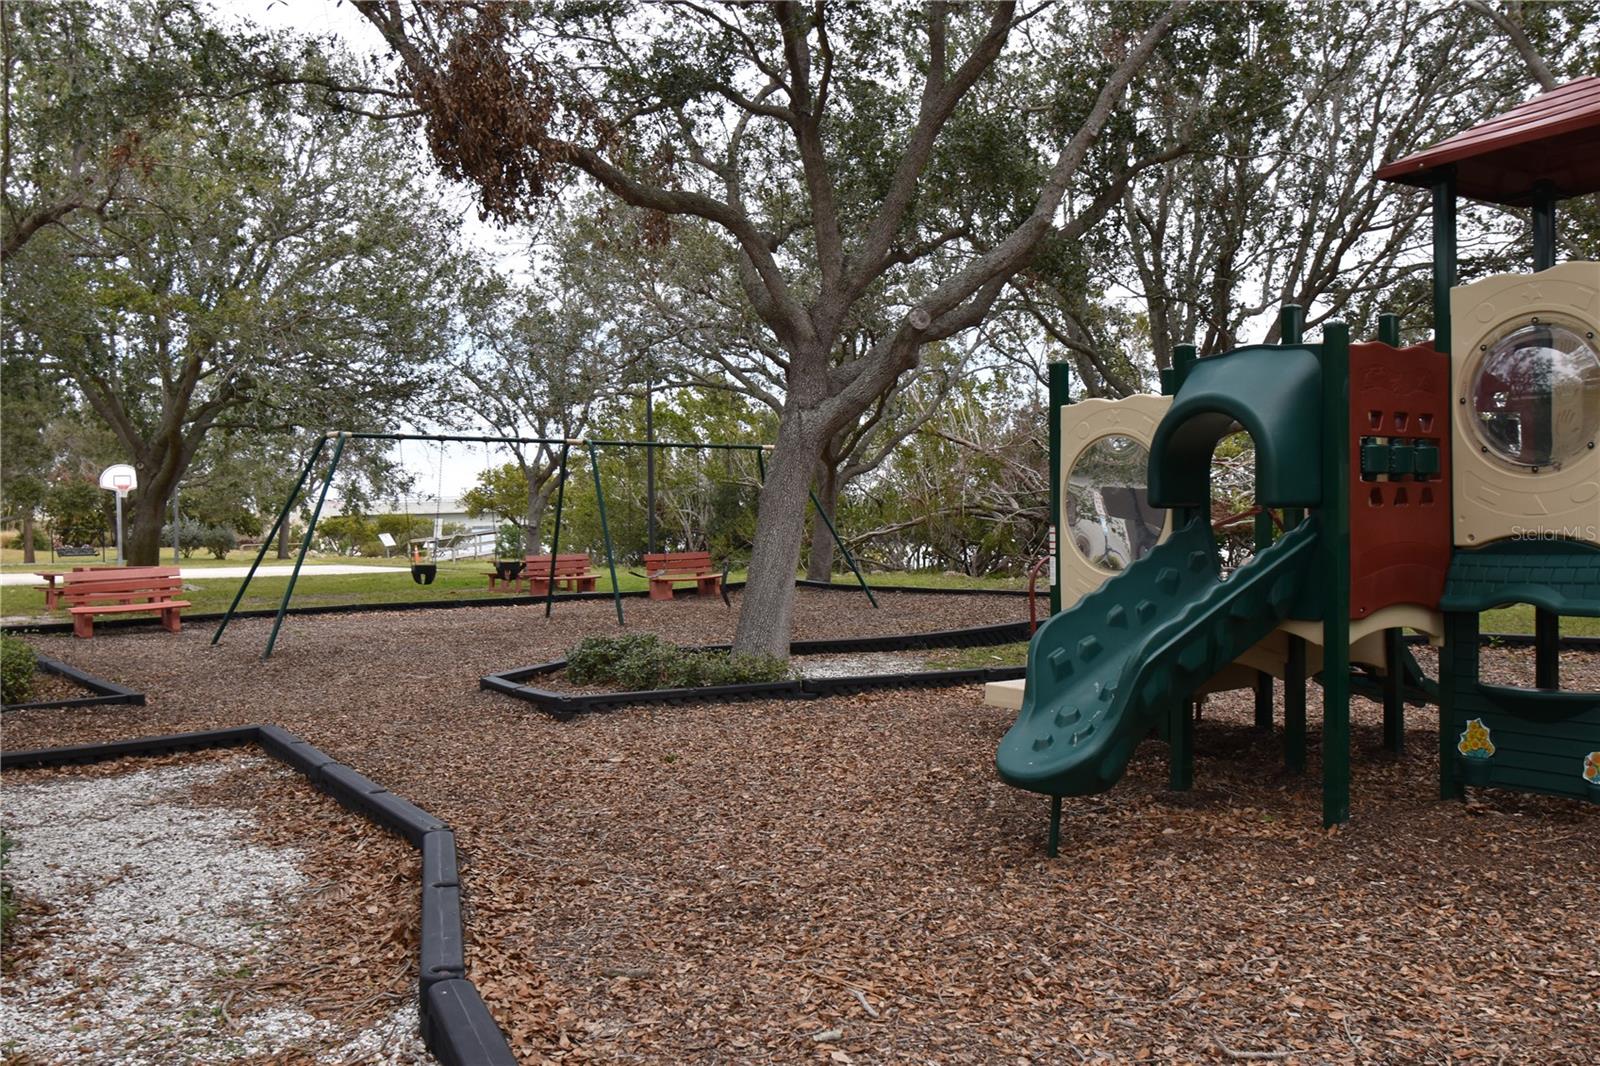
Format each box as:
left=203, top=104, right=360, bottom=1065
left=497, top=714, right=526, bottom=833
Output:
left=1450, top=261, right=1600, bottom=548
left=983, top=678, right=1025, bottom=711
left=1238, top=606, right=1444, bottom=678
left=1057, top=395, right=1174, bottom=608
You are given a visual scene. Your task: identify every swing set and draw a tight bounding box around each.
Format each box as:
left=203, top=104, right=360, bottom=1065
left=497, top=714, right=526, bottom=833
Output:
left=211, top=430, right=877, bottom=659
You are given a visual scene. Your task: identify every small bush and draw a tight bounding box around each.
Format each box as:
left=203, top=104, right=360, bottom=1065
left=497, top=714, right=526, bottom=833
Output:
left=160, top=517, right=207, bottom=558
left=0, top=830, right=15, bottom=930
left=1, top=635, right=37, bottom=705
left=200, top=524, right=238, bottom=560
left=565, top=635, right=790, bottom=691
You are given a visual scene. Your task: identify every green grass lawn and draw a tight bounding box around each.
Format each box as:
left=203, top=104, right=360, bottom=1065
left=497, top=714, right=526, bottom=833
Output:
left=3, top=553, right=1592, bottom=639
left=0, top=559, right=694, bottom=618
left=0, top=547, right=418, bottom=570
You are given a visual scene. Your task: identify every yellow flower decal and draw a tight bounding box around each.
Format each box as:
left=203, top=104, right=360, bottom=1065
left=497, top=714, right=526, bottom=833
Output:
left=1457, top=718, right=1495, bottom=758
left=1584, top=751, right=1600, bottom=784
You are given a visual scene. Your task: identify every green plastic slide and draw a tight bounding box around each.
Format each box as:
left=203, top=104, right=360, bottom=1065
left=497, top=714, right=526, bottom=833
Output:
left=996, top=514, right=1320, bottom=796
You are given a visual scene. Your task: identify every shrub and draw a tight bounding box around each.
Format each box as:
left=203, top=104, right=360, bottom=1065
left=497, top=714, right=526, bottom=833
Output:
left=0, top=830, right=15, bottom=930
left=160, top=517, right=207, bottom=558
left=565, top=635, right=790, bottom=691
left=1, top=635, right=37, bottom=705
left=494, top=521, right=526, bottom=559
left=200, top=524, right=238, bottom=560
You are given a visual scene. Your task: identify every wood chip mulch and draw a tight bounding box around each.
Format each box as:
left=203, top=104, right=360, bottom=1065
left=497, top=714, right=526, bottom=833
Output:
left=3, top=590, right=1596, bottom=1064
left=2, top=748, right=427, bottom=1064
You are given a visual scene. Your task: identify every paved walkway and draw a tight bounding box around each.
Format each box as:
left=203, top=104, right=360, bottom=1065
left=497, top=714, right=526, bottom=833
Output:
left=0, top=564, right=410, bottom=587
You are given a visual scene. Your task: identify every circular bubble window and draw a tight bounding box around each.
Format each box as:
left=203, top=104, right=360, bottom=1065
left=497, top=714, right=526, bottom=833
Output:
left=1470, top=320, right=1600, bottom=469
left=1064, top=435, right=1165, bottom=572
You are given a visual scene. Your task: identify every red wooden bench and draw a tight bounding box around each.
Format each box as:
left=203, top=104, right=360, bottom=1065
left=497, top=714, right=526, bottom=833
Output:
left=523, top=553, right=601, bottom=596
left=644, top=551, right=722, bottom=601
left=37, top=565, right=162, bottom=610
left=60, top=566, right=190, bottom=638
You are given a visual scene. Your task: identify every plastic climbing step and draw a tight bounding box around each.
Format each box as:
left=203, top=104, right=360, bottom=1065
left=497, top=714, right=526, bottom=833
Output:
left=996, top=514, right=1320, bottom=797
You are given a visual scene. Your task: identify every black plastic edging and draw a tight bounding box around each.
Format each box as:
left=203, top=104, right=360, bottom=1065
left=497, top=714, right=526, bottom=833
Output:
left=0, top=726, right=259, bottom=769
left=796, top=578, right=1029, bottom=598
left=483, top=656, right=1027, bottom=717
left=0, top=724, right=516, bottom=1066
left=1402, top=632, right=1600, bottom=651
left=1, top=655, right=146, bottom=712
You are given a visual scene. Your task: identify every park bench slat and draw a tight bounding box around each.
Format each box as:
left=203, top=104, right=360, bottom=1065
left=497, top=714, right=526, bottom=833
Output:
left=58, top=566, right=188, bottom=638
left=642, top=551, right=722, bottom=601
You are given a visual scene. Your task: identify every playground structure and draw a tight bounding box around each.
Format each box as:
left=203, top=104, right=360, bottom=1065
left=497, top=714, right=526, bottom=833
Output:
left=989, top=77, right=1600, bottom=847
left=211, top=432, right=879, bottom=659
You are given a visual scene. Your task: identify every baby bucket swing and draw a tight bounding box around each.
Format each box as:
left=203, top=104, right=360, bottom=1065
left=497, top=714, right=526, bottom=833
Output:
left=406, top=441, right=443, bottom=585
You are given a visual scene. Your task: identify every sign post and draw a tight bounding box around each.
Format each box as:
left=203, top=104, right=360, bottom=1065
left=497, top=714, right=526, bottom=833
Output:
left=98, top=464, right=138, bottom=564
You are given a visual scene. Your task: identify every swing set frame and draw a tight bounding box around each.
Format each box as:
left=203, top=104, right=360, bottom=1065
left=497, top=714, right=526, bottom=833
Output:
left=212, top=430, right=877, bottom=659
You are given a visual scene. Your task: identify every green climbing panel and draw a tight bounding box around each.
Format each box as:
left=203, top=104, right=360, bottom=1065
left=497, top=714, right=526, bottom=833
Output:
left=996, top=514, right=1320, bottom=797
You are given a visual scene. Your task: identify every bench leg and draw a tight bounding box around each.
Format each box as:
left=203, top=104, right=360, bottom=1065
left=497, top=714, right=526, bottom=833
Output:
left=697, top=578, right=720, bottom=598
left=528, top=580, right=550, bottom=597
left=73, top=614, right=93, bottom=639
left=579, top=578, right=597, bottom=592
left=649, top=581, right=673, bottom=601
left=162, top=608, right=181, bottom=633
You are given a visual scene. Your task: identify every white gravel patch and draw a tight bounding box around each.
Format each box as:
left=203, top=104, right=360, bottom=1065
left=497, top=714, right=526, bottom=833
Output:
left=0, top=755, right=432, bottom=1065
left=789, top=651, right=935, bottom=678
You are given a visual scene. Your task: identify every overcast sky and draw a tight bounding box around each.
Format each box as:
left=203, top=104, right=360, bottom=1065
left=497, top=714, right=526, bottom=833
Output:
left=223, top=1, right=552, bottom=504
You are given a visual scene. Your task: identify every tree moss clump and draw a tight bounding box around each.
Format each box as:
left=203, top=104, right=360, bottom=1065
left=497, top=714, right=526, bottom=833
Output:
left=566, top=634, right=789, bottom=691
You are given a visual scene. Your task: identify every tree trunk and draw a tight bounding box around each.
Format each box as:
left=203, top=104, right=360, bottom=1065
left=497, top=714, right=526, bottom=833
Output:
left=278, top=520, right=291, bottom=558
left=804, top=460, right=840, bottom=583
left=21, top=514, right=36, bottom=564
left=123, top=457, right=187, bottom=565
left=124, top=489, right=170, bottom=565
left=732, top=411, right=829, bottom=659
left=525, top=483, right=550, bottom=554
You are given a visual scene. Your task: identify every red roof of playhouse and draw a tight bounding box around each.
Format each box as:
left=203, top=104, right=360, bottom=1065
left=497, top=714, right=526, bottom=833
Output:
left=1375, top=76, right=1600, bottom=205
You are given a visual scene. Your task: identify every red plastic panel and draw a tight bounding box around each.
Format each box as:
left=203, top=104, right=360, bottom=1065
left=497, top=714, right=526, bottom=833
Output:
left=1348, top=341, right=1453, bottom=618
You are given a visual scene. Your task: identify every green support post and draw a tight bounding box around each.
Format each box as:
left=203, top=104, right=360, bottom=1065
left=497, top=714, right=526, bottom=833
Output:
left=1382, top=630, right=1405, bottom=753
left=1378, top=310, right=1405, bottom=748
left=1278, top=304, right=1310, bottom=737
left=1531, top=181, right=1556, bottom=272
left=1047, top=361, right=1072, bottom=615
left=1279, top=304, right=1304, bottom=346
left=1319, top=322, right=1352, bottom=827
left=1170, top=343, right=1197, bottom=391
left=1169, top=699, right=1195, bottom=791
left=1284, top=641, right=1307, bottom=774
left=587, top=440, right=625, bottom=626
left=1432, top=172, right=1456, bottom=352
left=213, top=436, right=326, bottom=646
left=1534, top=609, right=1560, bottom=689
left=1252, top=437, right=1276, bottom=732
left=1438, top=611, right=1479, bottom=800
left=543, top=442, right=571, bottom=619
left=262, top=432, right=346, bottom=660
left=1046, top=796, right=1062, bottom=858
left=809, top=487, right=877, bottom=608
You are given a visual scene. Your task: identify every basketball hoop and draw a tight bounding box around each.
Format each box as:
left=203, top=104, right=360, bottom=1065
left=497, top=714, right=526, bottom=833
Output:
left=98, top=464, right=139, bottom=565
left=99, top=464, right=138, bottom=498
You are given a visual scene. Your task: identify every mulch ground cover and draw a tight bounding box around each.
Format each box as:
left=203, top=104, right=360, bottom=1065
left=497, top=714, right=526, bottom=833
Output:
left=3, top=589, right=1596, bottom=1064
left=2, top=749, right=427, bottom=1064
left=4, top=670, right=92, bottom=706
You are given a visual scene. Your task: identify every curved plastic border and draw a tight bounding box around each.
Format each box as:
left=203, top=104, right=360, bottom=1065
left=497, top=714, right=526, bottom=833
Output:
left=482, top=621, right=1034, bottom=718
left=1, top=655, right=146, bottom=712
left=0, top=726, right=516, bottom=1066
